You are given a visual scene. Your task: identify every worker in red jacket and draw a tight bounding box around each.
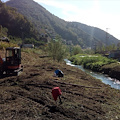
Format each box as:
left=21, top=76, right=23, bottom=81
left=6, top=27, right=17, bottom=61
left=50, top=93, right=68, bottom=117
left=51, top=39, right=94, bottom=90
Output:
left=52, top=87, right=62, bottom=104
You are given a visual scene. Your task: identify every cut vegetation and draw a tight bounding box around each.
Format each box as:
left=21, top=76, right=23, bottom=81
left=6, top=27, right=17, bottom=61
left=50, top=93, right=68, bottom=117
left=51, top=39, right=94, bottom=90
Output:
left=0, top=49, right=120, bottom=120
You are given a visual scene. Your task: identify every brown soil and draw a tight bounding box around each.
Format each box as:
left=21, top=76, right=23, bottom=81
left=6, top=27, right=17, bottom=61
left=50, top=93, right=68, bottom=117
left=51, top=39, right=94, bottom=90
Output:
left=1, top=50, right=120, bottom=120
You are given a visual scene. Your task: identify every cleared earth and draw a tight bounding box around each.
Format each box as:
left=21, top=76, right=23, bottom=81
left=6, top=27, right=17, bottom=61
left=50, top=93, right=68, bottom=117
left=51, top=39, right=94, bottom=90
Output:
left=0, top=49, right=120, bottom=120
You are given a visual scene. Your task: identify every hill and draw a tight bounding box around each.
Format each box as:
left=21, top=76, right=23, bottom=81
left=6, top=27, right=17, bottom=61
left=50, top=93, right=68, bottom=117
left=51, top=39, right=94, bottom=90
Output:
left=1, top=49, right=120, bottom=119
left=6, top=0, right=120, bottom=48
left=0, top=1, right=45, bottom=46
left=67, top=22, right=120, bottom=47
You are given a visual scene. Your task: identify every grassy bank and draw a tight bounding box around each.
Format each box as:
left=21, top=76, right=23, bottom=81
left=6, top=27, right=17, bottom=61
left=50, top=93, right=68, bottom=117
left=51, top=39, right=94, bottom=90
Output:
left=69, top=54, right=117, bottom=71
left=1, top=49, right=120, bottom=119
left=69, top=54, right=120, bottom=80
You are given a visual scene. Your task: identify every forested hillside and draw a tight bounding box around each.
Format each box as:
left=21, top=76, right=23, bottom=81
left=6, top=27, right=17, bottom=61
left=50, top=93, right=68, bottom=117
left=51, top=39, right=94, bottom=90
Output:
left=68, top=22, right=119, bottom=46
left=6, top=0, right=120, bottom=48
left=6, top=0, right=84, bottom=45
left=0, top=1, right=45, bottom=46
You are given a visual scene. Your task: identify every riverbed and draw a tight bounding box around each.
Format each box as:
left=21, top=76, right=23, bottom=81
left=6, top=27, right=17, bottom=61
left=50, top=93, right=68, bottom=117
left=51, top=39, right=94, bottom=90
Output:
left=65, top=59, right=120, bottom=90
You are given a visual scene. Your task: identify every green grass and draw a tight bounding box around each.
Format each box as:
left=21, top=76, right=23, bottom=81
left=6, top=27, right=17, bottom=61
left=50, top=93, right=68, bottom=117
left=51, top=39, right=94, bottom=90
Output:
left=69, top=54, right=117, bottom=71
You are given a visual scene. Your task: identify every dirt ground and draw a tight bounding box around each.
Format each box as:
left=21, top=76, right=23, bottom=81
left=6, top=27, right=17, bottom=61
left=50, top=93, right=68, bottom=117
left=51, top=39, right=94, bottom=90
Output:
left=1, top=49, right=120, bottom=120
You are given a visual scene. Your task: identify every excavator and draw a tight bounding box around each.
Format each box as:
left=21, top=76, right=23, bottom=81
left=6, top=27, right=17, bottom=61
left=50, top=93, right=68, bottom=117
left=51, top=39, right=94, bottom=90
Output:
left=0, top=47, right=23, bottom=77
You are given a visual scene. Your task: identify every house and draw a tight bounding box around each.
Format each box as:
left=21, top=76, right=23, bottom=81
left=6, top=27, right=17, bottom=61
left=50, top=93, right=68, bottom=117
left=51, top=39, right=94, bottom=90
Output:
left=21, top=44, right=34, bottom=48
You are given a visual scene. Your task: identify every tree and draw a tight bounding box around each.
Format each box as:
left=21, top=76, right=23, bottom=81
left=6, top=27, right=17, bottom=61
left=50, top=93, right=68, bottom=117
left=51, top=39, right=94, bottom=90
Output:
left=71, top=45, right=83, bottom=55
left=47, top=37, right=67, bottom=62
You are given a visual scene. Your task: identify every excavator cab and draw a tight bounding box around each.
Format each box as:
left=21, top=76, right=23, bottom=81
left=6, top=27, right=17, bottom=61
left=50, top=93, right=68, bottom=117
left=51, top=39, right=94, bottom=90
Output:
left=5, top=47, right=23, bottom=75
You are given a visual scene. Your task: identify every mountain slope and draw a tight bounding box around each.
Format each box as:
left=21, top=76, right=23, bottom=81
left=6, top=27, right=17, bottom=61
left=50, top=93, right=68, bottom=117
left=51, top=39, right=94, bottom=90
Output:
left=0, top=1, right=41, bottom=45
left=6, top=0, right=120, bottom=48
left=68, top=22, right=119, bottom=46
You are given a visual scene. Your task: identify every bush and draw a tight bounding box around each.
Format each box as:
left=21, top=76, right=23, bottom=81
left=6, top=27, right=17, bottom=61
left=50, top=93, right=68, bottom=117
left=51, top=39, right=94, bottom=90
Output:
left=0, top=42, right=18, bottom=50
left=47, top=38, right=67, bottom=62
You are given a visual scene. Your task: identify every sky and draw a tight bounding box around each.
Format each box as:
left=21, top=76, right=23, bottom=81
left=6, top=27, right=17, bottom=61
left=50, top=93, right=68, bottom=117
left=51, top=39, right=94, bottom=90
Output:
left=33, top=0, right=120, bottom=40
left=2, top=0, right=120, bottom=40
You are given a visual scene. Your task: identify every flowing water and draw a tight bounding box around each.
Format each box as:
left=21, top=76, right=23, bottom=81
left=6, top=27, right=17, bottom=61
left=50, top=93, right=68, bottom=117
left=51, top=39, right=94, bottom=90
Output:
left=64, top=59, right=120, bottom=90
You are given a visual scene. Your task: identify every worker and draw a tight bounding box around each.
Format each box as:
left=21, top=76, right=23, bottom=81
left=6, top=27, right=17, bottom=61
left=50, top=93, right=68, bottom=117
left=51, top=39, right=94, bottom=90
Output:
left=52, top=87, right=62, bottom=104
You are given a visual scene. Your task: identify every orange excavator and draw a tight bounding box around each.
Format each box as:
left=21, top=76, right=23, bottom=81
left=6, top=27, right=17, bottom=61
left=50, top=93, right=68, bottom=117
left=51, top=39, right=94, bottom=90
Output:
left=0, top=47, right=23, bottom=76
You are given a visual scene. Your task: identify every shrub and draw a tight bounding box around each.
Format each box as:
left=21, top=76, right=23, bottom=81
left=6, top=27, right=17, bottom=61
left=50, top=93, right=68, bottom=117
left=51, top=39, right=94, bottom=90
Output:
left=0, top=42, right=18, bottom=50
left=47, top=38, right=67, bottom=62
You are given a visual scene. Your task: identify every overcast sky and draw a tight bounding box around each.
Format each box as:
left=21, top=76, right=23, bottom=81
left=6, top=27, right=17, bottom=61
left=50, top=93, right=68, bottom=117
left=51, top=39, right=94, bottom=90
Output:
left=2, top=0, right=120, bottom=40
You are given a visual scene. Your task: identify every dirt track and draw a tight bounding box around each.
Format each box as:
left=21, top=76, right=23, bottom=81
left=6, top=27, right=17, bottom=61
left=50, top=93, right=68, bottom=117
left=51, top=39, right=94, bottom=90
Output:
left=1, top=50, right=120, bottom=120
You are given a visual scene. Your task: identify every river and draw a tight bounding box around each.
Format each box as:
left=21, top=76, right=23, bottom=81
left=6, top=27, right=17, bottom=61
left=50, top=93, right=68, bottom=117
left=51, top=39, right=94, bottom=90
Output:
left=64, top=59, right=120, bottom=90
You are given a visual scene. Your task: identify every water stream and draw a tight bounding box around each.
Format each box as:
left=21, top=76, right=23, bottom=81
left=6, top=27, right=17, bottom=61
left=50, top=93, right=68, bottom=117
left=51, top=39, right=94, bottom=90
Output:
left=64, top=59, right=120, bottom=90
